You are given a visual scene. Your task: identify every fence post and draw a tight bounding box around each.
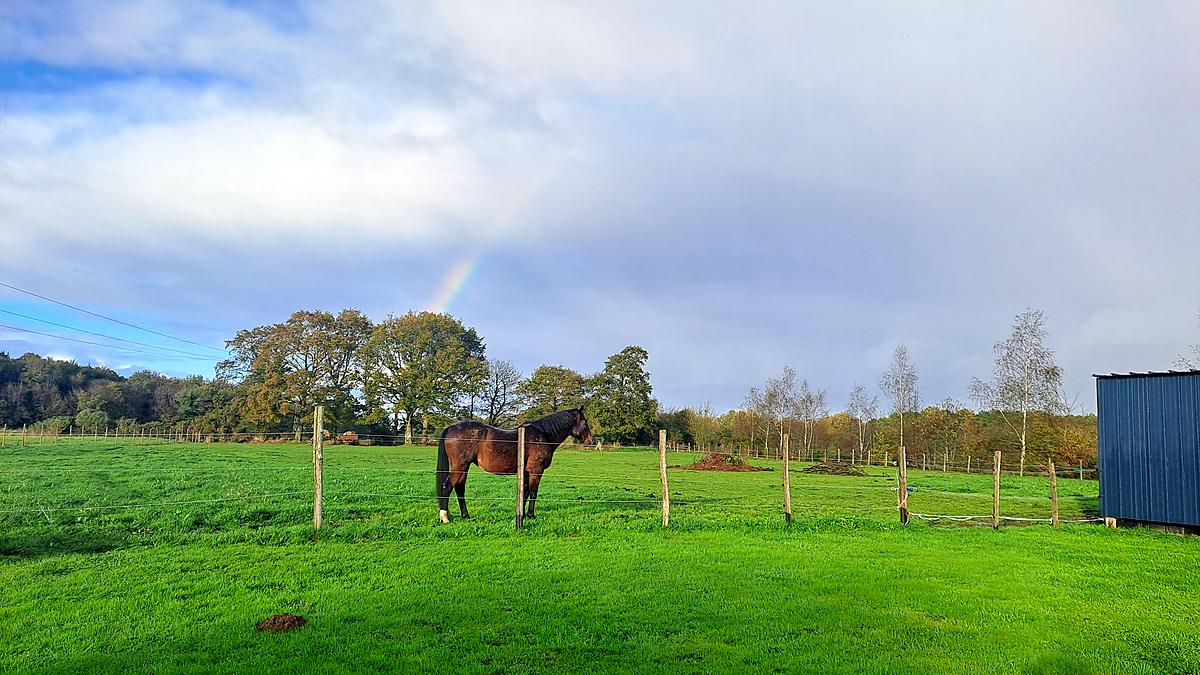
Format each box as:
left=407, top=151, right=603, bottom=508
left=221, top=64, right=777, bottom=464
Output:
left=516, top=426, right=527, bottom=529
left=1079, top=459, right=1084, bottom=480
left=897, top=446, right=909, bottom=524
left=21, top=424, right=27, bottom=448
left=992, top=450, right=1001, bottom=529
left=659, top=429, right=670, bottom=528
left=943, top=452, right=947, bottom=472
left=783, top=433, right=793, bottom=526
left=967, top=455, right=972, bottom=474
left=312, top=405, right=324, bottom=530
left=1049, top=459, right=1059, bottom=528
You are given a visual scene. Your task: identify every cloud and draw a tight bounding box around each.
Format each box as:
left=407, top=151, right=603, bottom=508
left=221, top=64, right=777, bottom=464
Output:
left=3, top=2, right=1200, bottom=411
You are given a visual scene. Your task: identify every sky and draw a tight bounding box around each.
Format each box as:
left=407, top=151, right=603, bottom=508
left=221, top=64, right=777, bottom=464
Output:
left=2, top=1, right=1199, bottom=414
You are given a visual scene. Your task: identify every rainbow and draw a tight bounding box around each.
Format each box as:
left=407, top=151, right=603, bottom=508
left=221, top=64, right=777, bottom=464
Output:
left=425, top=166, right=556, bottom=314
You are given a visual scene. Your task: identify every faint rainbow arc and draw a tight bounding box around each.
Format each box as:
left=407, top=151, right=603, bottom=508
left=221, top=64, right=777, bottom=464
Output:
left=425, top=168, right=555, bottom=314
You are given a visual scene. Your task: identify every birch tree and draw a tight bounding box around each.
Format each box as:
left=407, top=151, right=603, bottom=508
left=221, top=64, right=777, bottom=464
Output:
left=847, top=383, right=878, bottom=463
left=879, top=345, right=919, bottom=452
left=791, top=379, right=828, bottom=456
left=970, top=308, right=1062, bottom=476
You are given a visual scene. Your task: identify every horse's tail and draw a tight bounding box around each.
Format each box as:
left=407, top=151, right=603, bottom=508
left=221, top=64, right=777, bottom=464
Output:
left=436, top=427, right=451, bottom=501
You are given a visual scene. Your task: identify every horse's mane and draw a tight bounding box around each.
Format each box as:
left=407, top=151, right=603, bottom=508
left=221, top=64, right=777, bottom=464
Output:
left=527, top=409, right=577, bottom=437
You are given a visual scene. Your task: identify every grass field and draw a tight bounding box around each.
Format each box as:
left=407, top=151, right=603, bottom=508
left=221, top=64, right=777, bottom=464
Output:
left=2, top=439, right=1198, bottom=673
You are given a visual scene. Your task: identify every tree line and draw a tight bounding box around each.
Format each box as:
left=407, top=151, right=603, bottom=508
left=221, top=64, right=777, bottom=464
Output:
left=657, top=309, right=1098, bottom=474
left=0, top=307, right=1112, bottom=467
left=0, top=309, right=659, bottom=444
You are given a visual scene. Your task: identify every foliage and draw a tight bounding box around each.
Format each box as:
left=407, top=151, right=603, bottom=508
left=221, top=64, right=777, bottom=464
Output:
left=219, top=309, right=373, bottom=430
left=586, top=346, right=657, bottom=443
left=360, top=312, right=487, bottom=443
left=74, top=408, right=109, bottom=432
left=474, top=359, right=524, bottom=426
left=970, top=308, right=1063, bottom=475
left=517, top=365, right=587, bottom=421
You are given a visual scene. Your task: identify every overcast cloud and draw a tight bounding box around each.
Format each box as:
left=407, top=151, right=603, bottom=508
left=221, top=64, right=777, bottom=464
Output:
left=2, top=1, right=1199, bottom=412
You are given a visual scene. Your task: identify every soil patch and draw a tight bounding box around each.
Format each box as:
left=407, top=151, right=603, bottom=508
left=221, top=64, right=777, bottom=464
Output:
left=676, top=453, right=772, bottom=472
left=256, top=614, right=308, bottom=632
left=802, top=462, right=866, bottom=477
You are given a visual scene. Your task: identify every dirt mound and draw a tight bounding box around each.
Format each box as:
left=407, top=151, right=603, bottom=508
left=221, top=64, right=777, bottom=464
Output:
left=677, top=453, right=772, bottom=472
left=802, top=462, right=866, bottom=477
left=255, top=614, right=308, bottom=632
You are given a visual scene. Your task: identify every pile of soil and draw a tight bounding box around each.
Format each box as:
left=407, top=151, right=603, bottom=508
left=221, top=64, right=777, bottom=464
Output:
left=802, top=462, right=866, bottom=477
left=255, top=614, right=308, bottom=632
left=677, top=453, right=772, bottom=472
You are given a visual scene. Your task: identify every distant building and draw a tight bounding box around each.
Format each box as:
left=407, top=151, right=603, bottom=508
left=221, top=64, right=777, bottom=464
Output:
left=1095, top=370, right=1200, bottom=529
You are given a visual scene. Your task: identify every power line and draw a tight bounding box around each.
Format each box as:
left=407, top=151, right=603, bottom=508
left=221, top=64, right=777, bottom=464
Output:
left=0, top=308, right=215, bottom=359
left=0, top=280, right=227, bottom=353
left=0, top=322, right=220, bottom=361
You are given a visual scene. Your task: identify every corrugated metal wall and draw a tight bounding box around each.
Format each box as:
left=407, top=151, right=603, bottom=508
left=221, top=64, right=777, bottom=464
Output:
left=1097, top=372, right=1200, bottom=527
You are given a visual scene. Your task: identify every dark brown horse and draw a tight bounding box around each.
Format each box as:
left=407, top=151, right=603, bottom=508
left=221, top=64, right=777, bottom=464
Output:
left=436, top=408, right=593, bottom=523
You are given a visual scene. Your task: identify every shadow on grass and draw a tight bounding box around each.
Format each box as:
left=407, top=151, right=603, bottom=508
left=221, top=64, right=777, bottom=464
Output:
left=0, top=527, right=133, bottom=559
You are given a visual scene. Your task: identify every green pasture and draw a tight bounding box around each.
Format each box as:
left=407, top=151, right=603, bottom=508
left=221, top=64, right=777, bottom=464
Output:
left=1, top=439, right=1197, bottom=673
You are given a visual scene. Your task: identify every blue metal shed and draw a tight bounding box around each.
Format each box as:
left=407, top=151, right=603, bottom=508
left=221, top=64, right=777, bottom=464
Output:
left=1094, top=370, right=1200, bottom=527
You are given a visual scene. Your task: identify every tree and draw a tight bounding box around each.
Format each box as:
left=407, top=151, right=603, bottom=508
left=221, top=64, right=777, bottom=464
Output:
left=75, top=408, right=109, bottom=433
left=518, top=365, right=587, bottom=420
left=478, top=359, right=524, bottom=426
left=970, top=308, right=1062, bottom=476
left=219, top=309, right=373, bottom=434
left=588, top=346, right=656, bottom=443
left=791, top=379, right=828, bottom=455
left=688, top=402, right=724, bottom=450
left=847, top=383, right=878, bottom=463
left=360, top=312, right=487, bottom=444
left=879, top=345, right=919, bottom=452
left=746, top=366, right=799, bottom=454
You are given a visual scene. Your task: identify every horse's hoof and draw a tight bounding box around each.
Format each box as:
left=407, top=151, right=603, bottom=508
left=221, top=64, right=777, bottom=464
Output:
left=438, top=510, right=450, bottom=524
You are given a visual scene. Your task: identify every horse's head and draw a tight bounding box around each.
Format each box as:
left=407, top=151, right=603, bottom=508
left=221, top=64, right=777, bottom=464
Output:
left=571, top=408, right=594, bottom=445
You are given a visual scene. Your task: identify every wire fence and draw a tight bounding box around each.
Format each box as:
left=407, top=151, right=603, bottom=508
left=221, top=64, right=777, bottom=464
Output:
left=0, top=430, right=1102, bottom=533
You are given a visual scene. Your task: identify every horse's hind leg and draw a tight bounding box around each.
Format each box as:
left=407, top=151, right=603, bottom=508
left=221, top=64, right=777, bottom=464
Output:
left=454, top=472, right=470, bottom=520
left=525, top=473, right=543, bottom=519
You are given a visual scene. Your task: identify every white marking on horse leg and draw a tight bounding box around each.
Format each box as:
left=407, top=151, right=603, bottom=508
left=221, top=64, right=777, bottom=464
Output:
left=439, top=509, right=450, bottom=524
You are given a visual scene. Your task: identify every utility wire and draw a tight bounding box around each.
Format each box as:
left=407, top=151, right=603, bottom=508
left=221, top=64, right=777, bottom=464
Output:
left=0, top=308, right=215, bottom=359
left=0, top=280, right=227, bottom=353
left=0, top=322, right=219, bottom=360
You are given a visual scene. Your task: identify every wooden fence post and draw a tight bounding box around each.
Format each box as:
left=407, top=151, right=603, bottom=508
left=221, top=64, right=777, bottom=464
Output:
left=659, top=429, right=670, bottom=528
left=312, top=406, right=324, bottom=530
left=992, top=450, right=1001, bottom=529
left=783, top=433, right=793, bottom=526
left=898, top=446, right=909, bottom=524
left=1079, top=460, right=1084, bottom=480
left=1049, top=460, right=1059, bottom=528
left=967, top=455, right=972, bottom=474
left=21, top=424, right=27, bottom=448
left=516, top=426, right=527, bottom=529
left=943, top=452, right=948, bottom=472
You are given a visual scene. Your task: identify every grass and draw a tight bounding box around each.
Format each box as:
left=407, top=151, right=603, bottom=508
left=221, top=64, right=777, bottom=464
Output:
left=1, top=438, right=1198, bottom=673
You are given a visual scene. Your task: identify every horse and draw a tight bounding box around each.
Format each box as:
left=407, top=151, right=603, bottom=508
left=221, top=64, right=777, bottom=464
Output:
left=436, top=408, right=594, bottom=523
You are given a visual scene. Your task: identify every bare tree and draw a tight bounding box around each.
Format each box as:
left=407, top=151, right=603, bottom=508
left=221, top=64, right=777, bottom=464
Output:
left=847, top=383, right=878, bottom=463
left=791, top=379, right=828, bottom=456
left=745, top=366, right=798, bottom=455
left=879, top=345, right=920, bottom=451
left=970, top=308, right=1062, bottom=476
left=480, top=359, right=525, bottom=426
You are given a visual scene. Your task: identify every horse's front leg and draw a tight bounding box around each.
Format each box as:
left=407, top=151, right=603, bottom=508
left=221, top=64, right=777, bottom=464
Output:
left=525, top=472, right=543, bottom=519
